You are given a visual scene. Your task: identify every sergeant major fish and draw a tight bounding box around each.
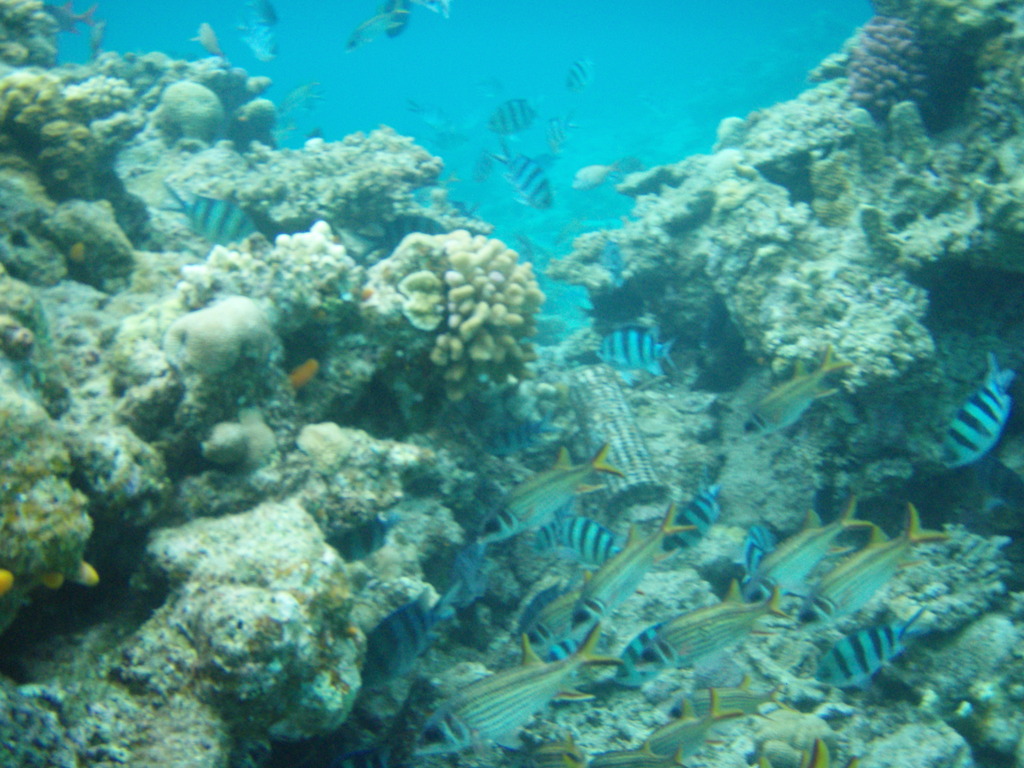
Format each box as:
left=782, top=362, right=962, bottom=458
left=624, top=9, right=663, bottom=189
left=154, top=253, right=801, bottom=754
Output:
left=488, top=98, right=538, bottom=135
left=799, top=504, right=947, bottom=622
left=164, top=184, right=256, bottom=245
left=745, top=345, right=851, bottom=433
left=361, top=590, right=447, bottom=687
left=493, top=151, right=554, bottom=209
left=663, top=480, right=721, bottom=550
left=816, top=608, right=925, bottom=688
left=415, top=624, right=619, bottom=755
left=535, top=514, right=622, bottom=567
left=480, top=444, right=623, bottom=544
left=599, top=326, right=675, bottom=384
left=43, top=1, right=97, bottom=33
left=942, top=353, right=1015, bottom=468
left=566, top=59, right=594, bottom=92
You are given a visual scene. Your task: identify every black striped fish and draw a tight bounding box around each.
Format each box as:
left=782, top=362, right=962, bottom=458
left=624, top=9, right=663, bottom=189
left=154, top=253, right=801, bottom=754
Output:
left=598, top=326, right=675, bottom=384
left=566, top=59, right=594, bottom=92
left=520, top=583, right=588, bottom=659
left=663, top=482, right=721, bottom=550
left=815, top=608, right=924, bottom=688
left=361, top=590, right=444, bottom=687
left=415, top=624, right=619, bottom=755
left=488, top=98, right=537, bottom=135
left=494, top=152, right=553, bottom=209
left=741, top=525, right=776, bottom=583
left=546, top=115, right=576, bottom=155
left=535, top=515, right=621, bottom=567
left=165, top=184, right=256, bottom=245
left=942, top=353, right=1015, bottom=468
left=484, top=417, right=553, bottom=456
left=328, top=510, right=398, bottom=561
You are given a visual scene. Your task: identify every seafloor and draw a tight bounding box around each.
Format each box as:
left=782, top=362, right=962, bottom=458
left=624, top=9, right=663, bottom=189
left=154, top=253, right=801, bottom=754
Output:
left=1, top=0, right=1023, bottom=766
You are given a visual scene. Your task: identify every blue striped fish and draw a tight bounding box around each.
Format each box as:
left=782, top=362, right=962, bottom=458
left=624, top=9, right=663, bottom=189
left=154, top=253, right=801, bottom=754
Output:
left=942, top=353, right=1015, bottom=468
left=816, top=608, right=924, bottom=688
left=415, top=624, right=619, bottom=755
left=520, top=584, right=588, bottom=659
left=488, top=98, right=537, bottom=135
left=599, top=326, right=674, bottom=383
left=535, top=515, right=621, bottom=567
left=494, top=152, right=554, bottom=209
left=361, top=590, right=444, bottom=687
left=740, top=525, right=776, bottom=595
left=663, top=482, right=721, bottom=550
left=566, top=59, right=594, bottom=92
left=165, top=184, right=256, bottom=245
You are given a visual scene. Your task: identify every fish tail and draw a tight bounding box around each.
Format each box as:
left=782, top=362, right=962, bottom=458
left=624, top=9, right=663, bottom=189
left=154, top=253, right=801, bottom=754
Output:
left=837, top=496, right=873, bottom=530
left=819, top=344, right=853, bottom=375
left=904, top=503, right=948, bottom=543
left=766, top=585, right=788, bottom=618
left=590, top=443, right=625, bottom=478
left=707, top=688, right=746, bottom=722
left=660, top=503, right=697, bottom=537
left=573, top=622, right=621, bottom=667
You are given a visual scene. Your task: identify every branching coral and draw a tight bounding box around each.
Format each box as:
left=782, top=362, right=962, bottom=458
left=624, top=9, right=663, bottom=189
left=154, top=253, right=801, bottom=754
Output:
left=848, top=15, right=928, bottom=121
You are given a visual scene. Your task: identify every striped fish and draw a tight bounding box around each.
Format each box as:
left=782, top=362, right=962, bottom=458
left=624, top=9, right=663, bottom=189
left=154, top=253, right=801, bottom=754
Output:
left=799, top=504, right=947, bottom=622
left=361, top=590, right=444, bottom=687
left=741, top=497, right=870, bottom=601
left=165, top=184, right=256, bottom=245
left=741, top=525, right=776, bottom=586
left=589, top=742, right=684, bottom=768
left=942, top=353, right=1015, bottom=468
left=495, top=152, right=554, bottom=209
left=598, top=326, right=675, bottom=383
left=521, top=584, right=589, bottom=658
left=415, top=624, right=619, bottom=755
left=761, top=738, right=861, bottom=768
left=745, top=346, right=851, bottom=434
left=535, top=515, right=622, bottom=567
left=816, top=608, right=924, bottom=688
left=328, top=511, right=398, bottom=561
left=566, top=59, right=594, bottom=92
left=571, top=505, right=692, bottom=630
left=546, top=115, right=576, bottom=155
left=616, top=582, right=785, bottom=687
left=670, top=674, right=786, bottom=719
left=480, top=444, right=624, bottom=544
left=663, top=482, right=721, bottom=550
left=646, top=690, right=745, bottom=759
left=488, top=98, right=537, bottom=134
left=528, top=734, right=588, bottom=768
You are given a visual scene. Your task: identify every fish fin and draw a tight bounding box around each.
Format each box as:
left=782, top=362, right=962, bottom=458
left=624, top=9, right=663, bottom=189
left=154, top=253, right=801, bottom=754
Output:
left=677, top=699, right=696, bottom=720
left=811, top=387, right=840, bottom=401
left=659, top=503, right=696, bottom=537
left=803, top=738, right=831, bottom=768
left=554, top=447, right=572, bottom=470
left=899, top=606, right=926, bottom=638
left=724, top=580, right=742, bottom=602
left=904, top=503, right=948, bottom=543
left=865, top=524, right=889, bottom=545
left=553, top=689, right=594, bottom=700
left=590, top=443, right=625, bottom=477
left=897, top=559, right=925, bottom=570
left=802, top=508, right=823, bottom=530
left=738, top=673, right=753, bottom=690
left=574, top=483, right=605, bottom=494
left=574, top=622, right=621, bottom=666
left=163, top=181, right=189, bottom=212
left=520, top=633, right=544, bottom=666
left=819, top=345, right=853, bottom=375
left=766, top=585, right=788, bottom=618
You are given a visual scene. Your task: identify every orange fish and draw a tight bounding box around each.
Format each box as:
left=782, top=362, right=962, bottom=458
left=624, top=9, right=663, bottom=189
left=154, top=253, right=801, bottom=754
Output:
left=288, top=358, right=320, bottom=389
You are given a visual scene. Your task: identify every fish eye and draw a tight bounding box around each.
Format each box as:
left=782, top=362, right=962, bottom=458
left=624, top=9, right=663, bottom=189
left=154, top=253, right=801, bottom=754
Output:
left=482, top=516, right=500, bottom=534
left=422, top=724, right=445, bottom=743
left=641, top=647, right=659, bottom=663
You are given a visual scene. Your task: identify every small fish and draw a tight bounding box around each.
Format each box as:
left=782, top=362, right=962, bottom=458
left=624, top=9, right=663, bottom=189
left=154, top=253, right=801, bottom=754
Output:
left=942, top=353, right=1015, bottom=468
left=346, top=3, right=409, bottom=52
left=546, top=115, right=577, bottom=155
left=571, top=505, right=692, bottom=629
left=973, top=454, right=1024, bottom=511
left=745, top=345, right=852, bottom=433
left=436, top=541, right=488, bottom=614
left=326, top=746, right=391, bottom=768
left=572, top=163, right=619, bottom=191
left=488, top=98, right=538, bottom=135
left=480, top=444, right=624, bottom=544
left=663, top=482, right=721, bottom=551
left=645, top=690, right=745, bottom=760
left=379, top=213, right=446, bottom=251
left=240, top=21, right=277, bottom=62
left=519, top=583, right=584, bottom=658
left=484, top=417, right=554, bottom=456
left=384, top=0, right=412, bottom=38
left=616, top=583, right=785, bottom=688
left=472, top=150, right=494, bottom=183
left=88, top=17, right=106, bottom=59
left=411, top=0, right=451, bottom=17
left=493, top=152, right=553, bottom=209
left=590, top=742, right=684, bottom=768
left=165, top=184, right=256, bottom=245
left=416, top=624, right=619, bottom=755
left=288, top=358, right=319, bottom=389
left=599, top=239, right=625, bottom=287
left=192, top=22, right=225, bottom=58
left=43, top=1, right=97, bottom=33
left=535, top=515, right=622, bottom=567
left=598, top=326, right=674, bottom=383
left=361, top=590, right=444, bottom=687
left=328, top=511, right=398, bottom=561
left=799, top=504, right=947, bottom=622
left=279, top=81, right=325, bottom=116
left=529, top=734, right=588, bottom=768
left=741, top=525, right=776, bottom=580
left=670, top=674, right=784, bottom=719
left=741, top=497, right=870, bottom=602
left=816, top=608, right=925, bottom=688
left=247, top=0, right=278, bottom=27
left=566, top=59, right=594, bottom=92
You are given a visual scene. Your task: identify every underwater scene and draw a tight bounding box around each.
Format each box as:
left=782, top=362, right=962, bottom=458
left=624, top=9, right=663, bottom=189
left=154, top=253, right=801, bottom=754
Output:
left=3, top=0, right=1024, bottom=766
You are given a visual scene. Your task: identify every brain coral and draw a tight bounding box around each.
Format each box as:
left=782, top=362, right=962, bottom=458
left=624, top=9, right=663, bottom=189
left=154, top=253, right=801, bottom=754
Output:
left=154, top=81, right=225, bottom=144
left=163, top=295, right=276, bottom=376
left=848, top=15, right=928, bottom=121
left=364, top=230, right=545, bottom=400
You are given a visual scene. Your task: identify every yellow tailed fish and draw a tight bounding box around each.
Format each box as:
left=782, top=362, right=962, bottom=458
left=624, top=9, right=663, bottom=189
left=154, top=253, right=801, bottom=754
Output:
left=571, top=504, right=693, bottom=630
left=481, top=443, right=624, bottom=544
left=524, top=583, right=589, bottom=659
left=742, top=497, right=872, bottom=601
left=670, top=673, right=791, bottom=719
left=799, top=503, right=947, bottom=622
left=746, top=345, right=851, bottom=434
left=646, top=689, right=746, bottom=759
left=416, top=623, right=619, bottom=755
left=617, top=582, right=787, bottom=687
left=529, top=733, right=587, bottom=768
left=589, top=741, right=685, bottom=768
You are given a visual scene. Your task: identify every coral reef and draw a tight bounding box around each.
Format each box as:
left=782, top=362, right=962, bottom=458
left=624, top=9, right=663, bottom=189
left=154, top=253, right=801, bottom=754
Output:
left=848, top=15, right=928, bottom=120
left=154, top=80, right=225, bottom=144
left=164, top=295, right=276, bottom=377
left=0, top=0, right=57, bottom=67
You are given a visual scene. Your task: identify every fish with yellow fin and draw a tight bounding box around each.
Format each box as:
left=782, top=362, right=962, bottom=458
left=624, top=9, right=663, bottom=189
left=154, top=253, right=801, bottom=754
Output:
left=746, top=345, right=851, bottom=433
left=760, top=737, right=860, bottom=768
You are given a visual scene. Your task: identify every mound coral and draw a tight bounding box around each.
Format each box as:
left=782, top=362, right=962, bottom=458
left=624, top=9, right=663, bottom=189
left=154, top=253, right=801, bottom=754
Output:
left=154, top=81, right=225, bottom=144
left=848, top=15, right=928, bottom=121
left=364, top=230, right=545, bottom=400
left=163, top=295, right=276, bottom=377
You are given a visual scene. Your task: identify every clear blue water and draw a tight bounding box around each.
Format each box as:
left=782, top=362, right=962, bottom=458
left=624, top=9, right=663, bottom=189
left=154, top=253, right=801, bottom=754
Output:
left=55, top=0, right=872, bottom=282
